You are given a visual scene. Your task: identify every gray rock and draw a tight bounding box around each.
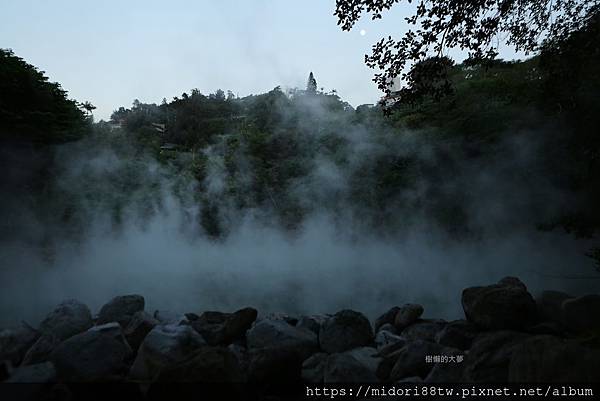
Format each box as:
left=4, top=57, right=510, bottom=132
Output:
left=247, top=319, right=317, bottom=351
left=378, top=323, right=397, bottom=334
left=129, top=324, right=206, bottom=381
left=246, top=319, right=319, bottom=383
left=536, top=290, right=573, bottom=322
left=375, top=330, right=405, bottom=350
left=324, top=347, right=380, bottom=383
left=401, top=319, right=446, bottom=342
left=394, top=304, right=424, bottom=330
left=228, top=343, right=250, bottom=379
left=153, top=310, right=189, bottom=326
left=97, top=295, right=145, bottom=328
left=39, top=299, right=93, bottom=341
left=374, top=307, right=401, bottom=332
left=123, top=311, right=159, bottom=352
left=0, top=323, right=39, bottom=365
left=462, top=277, right=538, bottom=330
left=21, top=335, right=60, bottom=366
left=191, top=307, right=257, bottom=345
left=319, top=310, right=373, bottom=353
left=425, top=361, right=465, bottom=382
left=462, top=330, right=530, bottom=382
left=435, top=320, right=478, bottom=350
left=301, top=352, right=328, bottom=383
left=156, top=345, right=243, bottom=382
left=561, top=294, right=600, bottom=333
left=49, top=329, right=132, bottom=381
left=5, top=361, right=57, bottom=383
left=509, top=335, right=600, bottom=382
left=389, top=340, right=458, bottom=381
left=297, top=315, right=329, bottom=335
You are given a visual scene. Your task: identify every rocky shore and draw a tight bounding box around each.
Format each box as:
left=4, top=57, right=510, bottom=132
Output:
left=1, top=277, right=600, bottom=388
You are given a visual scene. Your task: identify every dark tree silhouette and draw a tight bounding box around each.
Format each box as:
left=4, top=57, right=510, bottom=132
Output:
left=334, top=0, right=599, bottom=102
left=307, top=72, right=317, bottom=93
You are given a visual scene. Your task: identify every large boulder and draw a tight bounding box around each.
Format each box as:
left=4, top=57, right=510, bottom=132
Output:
left=39, top=299, right=93, bottom=341
left=324, top=347, right=380, bottom=383
left=435, top=320, right=479, bottom=350
left=301, top=353, right=328, bottom=383
left=191, top=307, right=257, bottom=346
left=462, top=331, right=530, bottom=382
left=247, top=319, right=317, bottom=351
left=0, top=323, right=39, bottom=365
left=5, top=361, right=57, bottom=383
left=155, top=345, right=243, bottom=382
left=297, top=315, right=329, bottom=336
left=49, top=328, right=132, bottom=381
left=401, top=319, right=446, bottom=342
left=21, top=334, right=61, bottom=366
left=246, top=319, right=319, bottom=383
left=129, top=324, right=205, bottom=381
left=375, top=330, right=405, bottom=351
left=509, top=335, right=600, bottom=382
left=462, top=277, right=538, bottom=330
left=394, top=304, right=424, bottom=330
left=123, top=311, right=159, bottom=352
left=319, top=310, right=373, bottom=353
left=374, top=307, right=401, bottom=332
left=153, top=310, right=189, bottom=326
left=96, top=295, right=145, bottom=328
left=536, top=290, right=573, bottom=322
left=561, top=294, right=600, bottom=333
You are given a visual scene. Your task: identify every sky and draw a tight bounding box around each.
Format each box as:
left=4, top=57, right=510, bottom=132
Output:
left=1, top=0, right=520, bottom=121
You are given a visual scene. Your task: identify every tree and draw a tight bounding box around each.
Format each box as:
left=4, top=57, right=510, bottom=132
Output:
left=80, top=101, right=96, bottom=115
left=334, top=0, right=599, bottom=102
left=307, top=72, right=317, bottom=93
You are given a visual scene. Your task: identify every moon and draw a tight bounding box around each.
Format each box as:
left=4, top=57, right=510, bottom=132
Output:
left=360, top=29, right=366, bottom=36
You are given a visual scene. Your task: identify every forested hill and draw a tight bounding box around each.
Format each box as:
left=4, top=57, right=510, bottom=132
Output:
left=0, top=13, right=599, bottom=270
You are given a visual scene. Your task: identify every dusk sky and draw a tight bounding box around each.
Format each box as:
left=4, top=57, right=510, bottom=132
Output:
left=1, top=0, right=520, bottom=120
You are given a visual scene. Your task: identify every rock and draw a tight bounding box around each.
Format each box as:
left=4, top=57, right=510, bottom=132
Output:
left=123, top=311, right=159, bottom=352
left=561, top=294, right=600, bottom=333
left=378, top=323, right=397, bottom=334
left=319, top=310, right=373, bottom=353
left=228, top=343, right=250, bottom=378
left=97, top=295, right=145, bottom=328
left=39, top=299, right=93, bottom=341
left=374, top=307, right=401, bottom=332
left=156, top=345, right=243, bottom=382
left=394, top=304, right=424, bottom=330
left=0, top=360, right=10, bottom=382
left=401, top=319, right=446, bottom=342
left=536, top=290, right=573, bottom=322
left=389, top=340, right=458, bottom=381
left=509, top=335, right=600, bottom=382
left=302, top=353, right=328, bottom=383
left=435, top=320, right=478, bottom=350
left=297, top=315, right=329, bottom=335
left=524, top=321, right=567, bottom=337
left=462, top=277, right=538, bottom=330
left=247, top=319, right=317, bottom=351
left=129, top=324, right=206, bottom=381
left=324, top=347, right=380, bottom=383
left=246, top=319, right=319, bottom=383
left=153, top=310, right=189, bottom=326
left=375, top=330, right=405, bottom=350
left=0, top=323, right=39, bottom=365
left=462, top=331, right=530, bottom=382
left=49, top=329, right=132, bottom=381
left=191, top=307, right=257, bottom=346
left=21, top=335, right=60, bottom=366
left=5, top=362, right=57, bottom=383
left=376, top=337, right=408, bottom=358
left=88, top=322, right=130, bottom=347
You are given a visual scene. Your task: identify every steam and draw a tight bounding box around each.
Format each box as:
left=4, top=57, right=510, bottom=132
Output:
left=0, top=97, right=597, bottom=327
